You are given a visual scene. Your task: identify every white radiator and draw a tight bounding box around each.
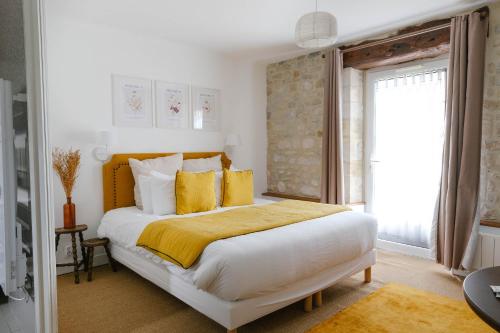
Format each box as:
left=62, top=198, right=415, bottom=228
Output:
left=472, top=227, right=500, bottom=269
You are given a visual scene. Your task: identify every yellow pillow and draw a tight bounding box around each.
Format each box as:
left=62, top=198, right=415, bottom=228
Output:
left=175, top=170, right=216, bottom=215
left=222, top=169, right=254, bottom=207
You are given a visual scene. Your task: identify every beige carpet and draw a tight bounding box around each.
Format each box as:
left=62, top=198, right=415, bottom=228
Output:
left=57, top=250, right=463, bottom=333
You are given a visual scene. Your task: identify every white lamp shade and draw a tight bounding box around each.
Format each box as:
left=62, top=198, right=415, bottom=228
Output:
left=295, top=11, right=338, bottom=49
left=225, top=133, right=242, bottom=147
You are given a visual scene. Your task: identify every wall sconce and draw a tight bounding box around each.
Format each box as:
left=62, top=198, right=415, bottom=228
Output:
left=93, top=130, right=114, bottom=162
left=224, top=133, right=241, bottom=159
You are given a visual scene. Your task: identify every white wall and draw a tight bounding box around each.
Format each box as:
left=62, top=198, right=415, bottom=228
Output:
left=45, top=10, right=267, bottom=267
left=224, top=59, right=267, bottom=196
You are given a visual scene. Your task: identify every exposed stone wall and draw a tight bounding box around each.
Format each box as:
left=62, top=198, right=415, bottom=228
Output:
left=342, top=68, right=364, bottom=203
left=266, top=52, right=326, bottom=197
left=266, top=52, right=365, bottom=200
left=481, top=3, right=500, bottom=219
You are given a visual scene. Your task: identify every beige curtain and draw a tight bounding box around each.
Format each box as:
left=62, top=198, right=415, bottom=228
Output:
left=436, top=12, right=488, bottom=270
left=321, top=48, right=344, bottom=204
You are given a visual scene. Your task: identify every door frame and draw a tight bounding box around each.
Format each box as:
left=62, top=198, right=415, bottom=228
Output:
left=0, top=80, right=17, bottom=296
left=364, top=57, right=448, bottom=257
left=22, top=0, right=56, bottom=332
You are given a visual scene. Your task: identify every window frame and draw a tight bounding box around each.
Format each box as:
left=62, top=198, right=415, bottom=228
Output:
left=364, top=57, right=448, bottom=256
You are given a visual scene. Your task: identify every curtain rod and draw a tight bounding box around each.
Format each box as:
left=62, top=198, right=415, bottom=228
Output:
left=340, top=22, right=451, bottom=54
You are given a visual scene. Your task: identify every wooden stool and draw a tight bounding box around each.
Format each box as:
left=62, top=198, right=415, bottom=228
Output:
left=82, top=238, right=117, bottom=281
left=55, top=224, right=88, bottom=284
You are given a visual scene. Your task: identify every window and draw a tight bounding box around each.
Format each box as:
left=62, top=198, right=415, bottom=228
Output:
left=365, top=59, right=447, bottom=251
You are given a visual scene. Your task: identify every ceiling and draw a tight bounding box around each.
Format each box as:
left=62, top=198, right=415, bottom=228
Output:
left=52, top=0, right=494, bottom=60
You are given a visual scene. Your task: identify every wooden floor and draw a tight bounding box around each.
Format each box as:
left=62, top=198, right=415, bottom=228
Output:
left=57, top=250, right=463, bottom=333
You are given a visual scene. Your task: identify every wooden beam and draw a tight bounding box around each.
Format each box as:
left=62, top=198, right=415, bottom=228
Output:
left=339, top=6, right=489, bottom=70
left=342, top=20, right=450, bottom=70
left=262, top=192, right=320, bottom=202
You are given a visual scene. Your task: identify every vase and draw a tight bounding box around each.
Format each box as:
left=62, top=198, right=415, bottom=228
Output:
left=63, top=197, right=76, bottom=229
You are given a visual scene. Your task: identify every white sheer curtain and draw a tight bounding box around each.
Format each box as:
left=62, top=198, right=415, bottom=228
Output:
left=372, top=69, right=446, bottom=248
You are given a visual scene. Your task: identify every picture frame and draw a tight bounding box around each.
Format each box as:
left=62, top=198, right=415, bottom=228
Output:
left=112, top=75, right=153, bottom=128
left=191, top=86, right=220, bottom=131
left=155, top=81, right=190, bottom=129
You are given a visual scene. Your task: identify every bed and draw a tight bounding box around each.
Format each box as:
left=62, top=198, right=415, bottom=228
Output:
left=97, top=152, right=377, bottom=332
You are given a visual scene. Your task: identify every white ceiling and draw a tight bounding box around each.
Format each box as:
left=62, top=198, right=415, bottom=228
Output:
left=53, top=0, right=494, bottom=60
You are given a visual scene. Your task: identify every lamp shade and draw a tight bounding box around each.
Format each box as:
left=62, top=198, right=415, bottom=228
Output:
left=295, top=11, right=337, bottom=49
left=225, top=133, right=241, bottom=147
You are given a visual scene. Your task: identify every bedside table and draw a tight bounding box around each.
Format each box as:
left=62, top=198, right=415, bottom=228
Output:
left=55, top=224, right=88, bottom=284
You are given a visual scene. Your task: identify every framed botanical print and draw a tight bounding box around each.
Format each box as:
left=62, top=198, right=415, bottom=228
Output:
left=155, top=81, right=189, bottom=129
left=191, top=87, right=220, bottom=131
left=112, top=75, right=153, bottom=127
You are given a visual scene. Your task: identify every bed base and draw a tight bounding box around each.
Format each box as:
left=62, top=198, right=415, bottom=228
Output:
left=313, top=291, right=322, bottom=307
left=364, top=266, right=372, bottom=283
left=302, top=266, right=371, bottom=312
left=110, top=245, right=375, bottom=332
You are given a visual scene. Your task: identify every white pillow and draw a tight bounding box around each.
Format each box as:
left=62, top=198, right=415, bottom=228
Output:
left=150, top=171, right=176, bottom=216
left=183, top=155, right=222, bottom=172
left=137, top=175, right=153, bottom=214
left=129, top=153, right=183, bottom=209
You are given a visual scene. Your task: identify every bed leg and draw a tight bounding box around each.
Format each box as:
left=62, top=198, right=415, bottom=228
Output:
left=364, top=266, right=372, bottom=283
left=304, top=295, right=313, bottom=312
left=313, top=291, right=322, bottom=307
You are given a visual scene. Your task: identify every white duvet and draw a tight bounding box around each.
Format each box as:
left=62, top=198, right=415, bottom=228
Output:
left=97, top=198, right=377, bottom=301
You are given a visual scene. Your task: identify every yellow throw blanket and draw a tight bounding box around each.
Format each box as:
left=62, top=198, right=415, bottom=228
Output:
left=136, top=200, right=351, bottom=268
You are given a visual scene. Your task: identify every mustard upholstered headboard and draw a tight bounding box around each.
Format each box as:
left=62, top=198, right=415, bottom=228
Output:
left=102, top=152, right=231, bottom=212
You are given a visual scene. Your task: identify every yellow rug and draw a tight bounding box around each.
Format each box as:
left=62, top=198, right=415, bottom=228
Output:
left=307, top=283, right=494, bottom=333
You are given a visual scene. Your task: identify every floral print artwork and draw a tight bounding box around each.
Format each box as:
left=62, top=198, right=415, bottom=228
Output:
left=113, top=75, right=152, bottom=127
left=193, top=89, right=218, bottom=130
left=199, top=93, right=215, bottom=116
left=123, top=84, right=146, bottom=118
left=165, top=89, right=183, bottom=115
left=156, top=82, right=188, bottom=129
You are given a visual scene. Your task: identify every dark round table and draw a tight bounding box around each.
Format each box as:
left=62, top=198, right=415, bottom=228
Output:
left=463, top=266, right=500, bottom=331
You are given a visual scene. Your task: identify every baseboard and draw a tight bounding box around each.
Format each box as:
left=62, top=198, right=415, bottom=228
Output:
left=56, top=253, right=110, bottom=276
left=451, top=268, right=469, bottom=277
left=377, top=239, right=432, bottom=259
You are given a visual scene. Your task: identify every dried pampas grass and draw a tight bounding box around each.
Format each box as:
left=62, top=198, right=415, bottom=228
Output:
left=52, top=148, right=81, bottom=198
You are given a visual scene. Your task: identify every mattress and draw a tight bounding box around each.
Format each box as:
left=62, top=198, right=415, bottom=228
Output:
left=97, top=198, right=377, bottom=301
